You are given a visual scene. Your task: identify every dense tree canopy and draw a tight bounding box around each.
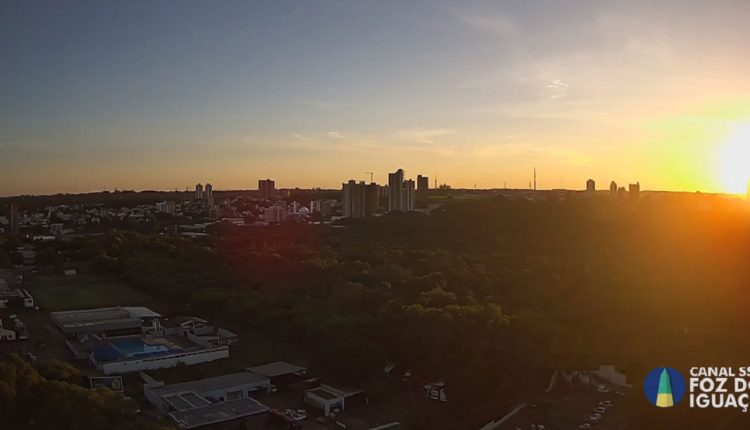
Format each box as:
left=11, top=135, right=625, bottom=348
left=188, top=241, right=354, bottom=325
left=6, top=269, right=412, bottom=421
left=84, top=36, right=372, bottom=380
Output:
left=0, top=355, right=171, bottom=430
left=15, top=194, right=750, bottom=428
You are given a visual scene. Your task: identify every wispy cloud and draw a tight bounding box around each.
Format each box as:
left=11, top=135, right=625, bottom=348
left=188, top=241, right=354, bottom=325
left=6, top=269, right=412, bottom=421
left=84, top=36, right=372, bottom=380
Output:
left=392, top=128, right=456, bottom=144
left=460, top=13, right=517, bottom=37
left=279, top=128, right=459, bottom=158
left=327, top=131, right=344, bottom=139
left=547, top=79, right=568, bottom=89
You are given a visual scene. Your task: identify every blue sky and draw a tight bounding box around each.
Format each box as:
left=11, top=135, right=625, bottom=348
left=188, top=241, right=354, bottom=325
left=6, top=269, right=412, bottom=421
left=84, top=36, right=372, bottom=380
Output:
left=3, top=0, right=750, bottom=195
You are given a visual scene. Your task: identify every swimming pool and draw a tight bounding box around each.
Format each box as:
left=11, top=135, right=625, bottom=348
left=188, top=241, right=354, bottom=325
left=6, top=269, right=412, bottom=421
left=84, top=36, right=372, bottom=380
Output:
left=111, top=338, right=171, bottom=357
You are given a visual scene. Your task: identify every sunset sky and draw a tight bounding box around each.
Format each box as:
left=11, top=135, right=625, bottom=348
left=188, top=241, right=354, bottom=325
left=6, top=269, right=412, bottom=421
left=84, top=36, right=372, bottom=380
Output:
left=3, top=0, right=750, bottom=196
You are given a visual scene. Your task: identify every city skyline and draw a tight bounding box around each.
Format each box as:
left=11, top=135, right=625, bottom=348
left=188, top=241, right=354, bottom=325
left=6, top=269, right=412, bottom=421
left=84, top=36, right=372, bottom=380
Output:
left=4, top=1, right=750, bottom=196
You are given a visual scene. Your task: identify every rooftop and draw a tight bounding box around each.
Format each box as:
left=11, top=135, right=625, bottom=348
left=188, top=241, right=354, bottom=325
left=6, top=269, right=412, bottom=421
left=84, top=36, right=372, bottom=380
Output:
left=169, top=397, right=269, bottom=429
left=308, top=387, right=340, bottom=400
left=50, top=306, right=160, bottom=334
left=247, top=361, right=307, bottom=378
left=150, top=372, right=270, bottom=398
left=122, top=306, right=161, bottom=319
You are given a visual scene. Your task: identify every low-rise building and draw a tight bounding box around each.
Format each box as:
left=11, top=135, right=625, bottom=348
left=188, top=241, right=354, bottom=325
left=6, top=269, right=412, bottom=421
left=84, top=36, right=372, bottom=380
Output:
left=0, top=317, right=17, bottom=341
left=51, top=306, right=162, bottom=338
left=0, top=280, right=34, bottom=310
left=54, top=307, right=237, bottom=374
left=247, top=361, right=307, bottom=387
left=0, top=315, right=26, bottom=341
left=165, top=316, right=239, bottom=348
left=304, top=384, right=364, bottom=417
left=144, top=372, right=270, bottom=429
left=86, top=334, right=229, bottom=375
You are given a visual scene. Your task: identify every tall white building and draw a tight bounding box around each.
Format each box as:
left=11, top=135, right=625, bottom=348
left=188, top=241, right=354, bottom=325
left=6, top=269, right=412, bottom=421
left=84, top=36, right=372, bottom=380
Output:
left=586, top=179, right=595, bottom=193
left=402, top=179, right=415, bottom=211
left=205, top=183, right=214, bottom=205
left=388, top=169, right=405, bottom=212
left=387, top=169, right=415, bottom=212
left=195, top=183, right=204, bottom=200
left=342, top=180, right=367, bottom=218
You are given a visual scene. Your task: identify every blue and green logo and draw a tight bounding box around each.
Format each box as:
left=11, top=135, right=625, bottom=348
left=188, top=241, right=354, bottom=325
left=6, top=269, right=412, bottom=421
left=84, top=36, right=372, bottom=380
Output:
left=644, top=367, right=686, bottom=407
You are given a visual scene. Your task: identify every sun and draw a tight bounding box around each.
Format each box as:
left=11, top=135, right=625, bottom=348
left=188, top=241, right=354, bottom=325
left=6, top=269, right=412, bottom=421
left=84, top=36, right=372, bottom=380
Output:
left=717, top=123, right=750, bottom=195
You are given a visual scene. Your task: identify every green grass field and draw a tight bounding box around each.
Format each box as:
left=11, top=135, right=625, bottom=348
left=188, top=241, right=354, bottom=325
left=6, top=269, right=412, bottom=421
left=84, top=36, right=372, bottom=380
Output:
left=24, top=274, right=152, bottom=311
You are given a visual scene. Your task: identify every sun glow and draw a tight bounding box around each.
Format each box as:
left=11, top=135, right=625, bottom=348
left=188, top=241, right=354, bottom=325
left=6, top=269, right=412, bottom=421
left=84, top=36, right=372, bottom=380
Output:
left=717, top=123, right=750, bottom=195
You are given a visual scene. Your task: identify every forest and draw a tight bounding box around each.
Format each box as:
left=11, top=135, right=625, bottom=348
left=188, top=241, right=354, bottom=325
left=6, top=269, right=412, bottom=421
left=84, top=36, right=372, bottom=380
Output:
left=4, top=194, right=750, bottom=428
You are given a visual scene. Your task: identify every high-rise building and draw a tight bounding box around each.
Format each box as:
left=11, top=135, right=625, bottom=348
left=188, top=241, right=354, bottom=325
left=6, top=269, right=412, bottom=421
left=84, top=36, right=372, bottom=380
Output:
left=9, top=203, right=20, bottom=235
left=205, top=183, right=214, bottom=205
left=586, top=179, right=596, bottom=193
left=195, top=183, right=204, bottom=200
left=388, top=169, right=405, bottom=212
left=629, top=182, right=640, bottom=198
left=417, top=175, right=429, bottom=195
left=365, top=183, right=380, bottom=216
left=402, top=180, right=415, bottom=211
left=258, top=179, right=275, bottom=200
left=609, top=181, right=618, bottom=198
left=342, top=180, right=367, bottom=218
left=387, top=169, right=416, bottom=212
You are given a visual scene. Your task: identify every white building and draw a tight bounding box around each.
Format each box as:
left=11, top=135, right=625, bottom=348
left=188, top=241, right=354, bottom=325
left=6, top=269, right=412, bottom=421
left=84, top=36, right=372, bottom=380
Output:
left=388, top=169, right=404, bottom=212
left=304, top=384, right=364, bottom=417
left=165, top=316, right=239, bottom=348
left=402, top=179, right=415, bottom=211
left=264, top=205, right=287, bottom=223
left=89, top=336, right=230, bottom=375
left=204, top=183, right=214, bottom=205
left=0, top=317, right=17, bottom=342
left=144, top=372, right=270, bottom=429
left=387, top=169, right=415, bottom=212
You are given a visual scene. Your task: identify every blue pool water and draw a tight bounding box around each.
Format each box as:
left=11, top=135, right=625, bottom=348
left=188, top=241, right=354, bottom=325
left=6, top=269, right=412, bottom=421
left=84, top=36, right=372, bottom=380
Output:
left=111, top=338, right=171, bottom=356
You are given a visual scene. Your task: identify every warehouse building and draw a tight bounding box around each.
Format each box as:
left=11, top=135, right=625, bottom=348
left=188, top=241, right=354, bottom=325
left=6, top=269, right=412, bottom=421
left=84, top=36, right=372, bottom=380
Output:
left=51, top=306, right=162, bottom=337
left=144, top=372, right=271, bottom=428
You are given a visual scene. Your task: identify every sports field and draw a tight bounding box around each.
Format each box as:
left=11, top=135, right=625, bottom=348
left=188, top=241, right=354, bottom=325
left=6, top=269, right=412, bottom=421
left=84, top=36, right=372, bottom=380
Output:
left=24, top=273, right=152, bottom=311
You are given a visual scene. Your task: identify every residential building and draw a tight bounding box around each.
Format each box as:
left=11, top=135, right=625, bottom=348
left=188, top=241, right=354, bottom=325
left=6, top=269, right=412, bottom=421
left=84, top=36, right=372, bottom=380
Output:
left=417, top=175, right=429, bottom=195
left=388, top=169, right=404, bottom=212
left=342, top=180, right=366, bottom=218
left=264, top=205, right=287, bottom=223
left=365, top=182, right=380, bottom=216
left=402, top=180, right=415, bottom=211
left=586, top=179, right=596, bottom=193
left=610, top=181, right=618, bottom=198
left=310, top=200, right=334, bottom=218
left=195, top=184, right=204, bottom=200
left=9, top=203, right=20, bottom=235
left=258, top=179, right=276, bottom=200
left=204, top=183, right=214, bottom=206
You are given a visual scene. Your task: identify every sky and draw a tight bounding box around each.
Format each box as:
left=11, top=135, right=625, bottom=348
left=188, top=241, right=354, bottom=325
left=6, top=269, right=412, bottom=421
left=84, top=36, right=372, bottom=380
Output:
left=3, top=0, right=750, bottom=196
